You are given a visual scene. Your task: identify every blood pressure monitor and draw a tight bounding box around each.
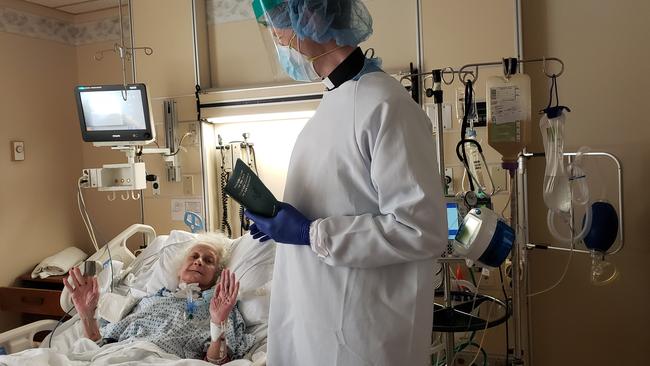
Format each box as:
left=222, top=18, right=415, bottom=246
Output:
left=453, top=207, right=515, bottom=268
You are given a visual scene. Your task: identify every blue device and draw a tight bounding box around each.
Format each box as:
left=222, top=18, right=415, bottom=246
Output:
left=184, top=211, right=204, bottom=233
left=447, top=202, right=460, bottom=240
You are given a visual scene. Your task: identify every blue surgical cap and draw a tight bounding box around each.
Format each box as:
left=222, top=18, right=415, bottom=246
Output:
left=252, top=0, right=373, bottom=46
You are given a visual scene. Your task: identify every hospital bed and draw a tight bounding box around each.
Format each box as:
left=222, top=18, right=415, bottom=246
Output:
left=0, top=224, right=273, bottom=366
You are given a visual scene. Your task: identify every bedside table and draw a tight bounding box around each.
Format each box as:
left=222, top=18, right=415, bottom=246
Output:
left=0, top=272, right=68, bottom=323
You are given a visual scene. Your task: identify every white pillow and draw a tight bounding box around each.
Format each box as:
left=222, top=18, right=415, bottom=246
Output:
left=228, top=234, right=276, bottom=326
left=126, top=230, right=198, bottom=294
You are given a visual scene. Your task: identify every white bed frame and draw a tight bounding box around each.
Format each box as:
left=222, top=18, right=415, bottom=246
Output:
left=0, top=224, right=156, bottom=355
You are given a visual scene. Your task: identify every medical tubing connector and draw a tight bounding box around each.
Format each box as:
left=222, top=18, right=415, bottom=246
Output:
left=589, top=250, right=618, bottom=286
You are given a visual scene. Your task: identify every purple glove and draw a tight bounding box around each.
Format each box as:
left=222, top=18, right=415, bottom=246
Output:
left=244, top=202, right=311, bottom=245
left=249, top=223, right=271, bottom=242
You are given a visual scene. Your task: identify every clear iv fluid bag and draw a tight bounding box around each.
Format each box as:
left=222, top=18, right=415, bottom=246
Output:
left=486, top=74, right=532, bottom=165
left=465, top=129, right=486, bottom=190
left=540, top=112, right=571, bottom=212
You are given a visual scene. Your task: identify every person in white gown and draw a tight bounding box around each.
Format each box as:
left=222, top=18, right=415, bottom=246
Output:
left=246, top=1, right=448, bottom=365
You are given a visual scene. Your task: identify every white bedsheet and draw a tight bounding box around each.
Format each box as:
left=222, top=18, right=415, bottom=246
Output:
left=0, top=338, right=264, bottom=366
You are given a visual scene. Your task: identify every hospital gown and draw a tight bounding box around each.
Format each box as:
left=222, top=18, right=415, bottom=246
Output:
left=99, top=288, right=255, bottom=360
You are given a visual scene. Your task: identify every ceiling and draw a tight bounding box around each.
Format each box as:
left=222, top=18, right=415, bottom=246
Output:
left=23, top=0, right=120, bottom=15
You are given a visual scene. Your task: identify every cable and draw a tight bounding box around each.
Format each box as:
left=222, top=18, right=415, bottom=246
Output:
left=448, top=272, right=483, bottom=365
left=77, top=176, right=114, bottom=291
left=164, top=132, right=193, bottom=157
left=499, top=265, right=510, bottom=356
left=219, top=169, right=232, bottom=238
left=78, top=177, right=99, bottom=252
left=467, top=302, right=494, bottom=366
left=528, top=212, right=575, bottom=297
left=500, top=190, right=512, bottom=219
left=460, top=81, right=474, bottom=192
left=48, top=305, right=75, bottom=348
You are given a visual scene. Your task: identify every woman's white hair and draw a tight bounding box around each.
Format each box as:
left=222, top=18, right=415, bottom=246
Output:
left=188, top=232, right=233, bottom=272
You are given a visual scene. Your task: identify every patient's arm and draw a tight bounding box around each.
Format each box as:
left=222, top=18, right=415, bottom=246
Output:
left=206, top=269, right=240, bottom=364
left=63, top=267, right=101, bottom=341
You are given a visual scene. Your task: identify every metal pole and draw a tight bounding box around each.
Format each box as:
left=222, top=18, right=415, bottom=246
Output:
left=443, top=263, right=455, bottom=365
left=511, top=157, right=523, bottom=365
left=415, top=0, right=425, bottom=106
left=517, top=154, right=530, bottom=365
left=432, top=70, right=446, bottom=189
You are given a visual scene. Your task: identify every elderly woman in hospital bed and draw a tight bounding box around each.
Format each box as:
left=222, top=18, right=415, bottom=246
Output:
left=64, top=234, right=255, bottom=364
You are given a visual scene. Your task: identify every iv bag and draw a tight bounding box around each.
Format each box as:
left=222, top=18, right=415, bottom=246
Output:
left=486, top=74, right=532, bottom=165
left=540, top=111, right=571, bottom=212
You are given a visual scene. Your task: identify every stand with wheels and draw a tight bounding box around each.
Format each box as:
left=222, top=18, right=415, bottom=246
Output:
left=434, top=258, right=510, bottom=366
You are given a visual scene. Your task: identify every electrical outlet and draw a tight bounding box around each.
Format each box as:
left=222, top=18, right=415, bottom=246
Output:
left=152, top=177, right=161, bottom=196
left=445, top=167, right=454, bottom=194
left=183, top=175, right=194, bottom=195
left=10, top=141, right=24, bottom=161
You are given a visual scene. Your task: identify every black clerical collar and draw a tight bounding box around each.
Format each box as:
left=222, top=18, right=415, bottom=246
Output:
left=322, top=47, right=365, bottom=90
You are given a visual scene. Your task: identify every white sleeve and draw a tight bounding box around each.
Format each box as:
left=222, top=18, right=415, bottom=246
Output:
left=309, top=93, right=448, bottom=268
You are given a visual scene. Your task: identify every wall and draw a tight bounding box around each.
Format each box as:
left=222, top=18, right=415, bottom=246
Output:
left=0, top=0, right=85, bottom=331
left=523, top=0, right=649, bottom=364
left=131, top=0, right=205, bottom=235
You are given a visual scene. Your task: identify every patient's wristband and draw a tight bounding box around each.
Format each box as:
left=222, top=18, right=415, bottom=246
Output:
left=210, top=321, right=224, bottom=342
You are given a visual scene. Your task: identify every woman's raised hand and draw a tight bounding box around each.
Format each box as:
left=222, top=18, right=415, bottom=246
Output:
left=210, top=268, right=239, bottom=324
left=63, top=266, right=99, bottom=319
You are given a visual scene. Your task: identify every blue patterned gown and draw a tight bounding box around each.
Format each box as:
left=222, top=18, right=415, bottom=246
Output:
left=99, top=288, right=255, bottom=360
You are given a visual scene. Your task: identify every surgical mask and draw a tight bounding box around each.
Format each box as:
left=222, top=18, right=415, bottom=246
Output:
left=277, top=44, right=321, bottom=82
left=276, top=33, right=343, bottom=82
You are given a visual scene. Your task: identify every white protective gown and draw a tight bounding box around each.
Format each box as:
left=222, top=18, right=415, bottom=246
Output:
left=267, top=70, right=447, bottom=366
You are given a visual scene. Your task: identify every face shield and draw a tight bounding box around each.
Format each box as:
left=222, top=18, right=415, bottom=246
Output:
left=251, top=0, right=374, bottom=82
left=253, top=0, right=294, bottom=81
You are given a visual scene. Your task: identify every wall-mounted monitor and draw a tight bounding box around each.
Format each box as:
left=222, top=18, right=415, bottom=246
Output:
left=75, top=84, right=155, bottom=146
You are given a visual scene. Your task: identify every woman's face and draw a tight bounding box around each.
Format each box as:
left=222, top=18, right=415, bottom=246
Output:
left=178, top=244, right=220, bottom=289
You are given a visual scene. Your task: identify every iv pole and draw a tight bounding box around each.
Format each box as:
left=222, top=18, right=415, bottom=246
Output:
left=414, top=1, right=457, bottom=364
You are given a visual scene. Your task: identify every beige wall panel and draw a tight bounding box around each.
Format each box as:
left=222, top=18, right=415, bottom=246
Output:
left=523, top=0, right=649, bottom=364
left=361, top=0, right=416, bottom=74
left=0, top=33, right=85, bottom=330
left=422, top=0, right=515, bottom=69
left=210, top=20, right=282, bottom=88
left=131, top=0, right=197, bottom=98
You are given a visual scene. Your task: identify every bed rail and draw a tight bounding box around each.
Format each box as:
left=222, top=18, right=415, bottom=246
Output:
left=0, top=319, right=58, bottom=354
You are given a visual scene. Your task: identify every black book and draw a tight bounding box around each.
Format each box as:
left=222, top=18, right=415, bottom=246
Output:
left=224, top=159, right=279, bottom=217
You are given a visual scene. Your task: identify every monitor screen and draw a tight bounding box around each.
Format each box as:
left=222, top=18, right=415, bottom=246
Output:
left=447, top=202, right=460, bottom=240
left=456, top=214, right=481, bottom=248
left=75, top=84, right=153, bottom=144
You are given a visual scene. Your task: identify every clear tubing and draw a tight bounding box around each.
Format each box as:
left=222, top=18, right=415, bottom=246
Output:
left=546, top=147, right=593, bottom=243
left=547, top=205, right=592, bottom=243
